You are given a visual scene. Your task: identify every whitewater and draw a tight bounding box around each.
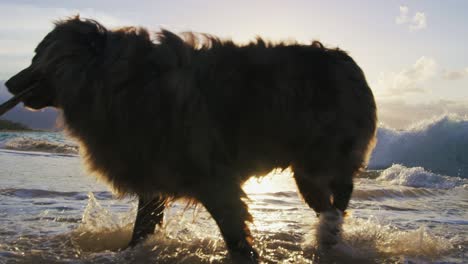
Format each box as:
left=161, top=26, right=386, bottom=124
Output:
left=0, top=115, right=466, bottom=263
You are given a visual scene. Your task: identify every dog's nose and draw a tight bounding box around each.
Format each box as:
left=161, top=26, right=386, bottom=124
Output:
left=5, top=72, right=23, bottom=94
left=5, top=67, right=35, bottom=94
left=5, top=78, right=18, bottom=95
left=5, top=77, right=13, bottom=92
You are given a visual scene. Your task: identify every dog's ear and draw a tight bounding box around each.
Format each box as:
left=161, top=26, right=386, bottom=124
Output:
left=54, top=17, right=107, bottom=55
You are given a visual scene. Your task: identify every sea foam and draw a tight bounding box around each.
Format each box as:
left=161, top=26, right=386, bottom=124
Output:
left=376, top=164, right=467, bottom=189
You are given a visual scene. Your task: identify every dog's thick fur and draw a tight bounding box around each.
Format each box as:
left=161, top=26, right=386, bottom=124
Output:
left=6, top=17, right=377, bottom=262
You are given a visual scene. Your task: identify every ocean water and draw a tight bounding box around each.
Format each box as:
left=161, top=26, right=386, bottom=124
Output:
left=0, top=115, right=467, bottom=263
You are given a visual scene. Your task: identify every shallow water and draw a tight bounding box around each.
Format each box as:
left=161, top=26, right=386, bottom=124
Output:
left=0, top=126, right=467, bottom=263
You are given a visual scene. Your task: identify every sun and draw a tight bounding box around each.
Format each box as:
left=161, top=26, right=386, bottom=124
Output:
left=242, top=167, right=294, bottom=194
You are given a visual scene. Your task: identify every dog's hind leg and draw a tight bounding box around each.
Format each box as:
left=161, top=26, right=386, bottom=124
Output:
left=129, top=195, right=166, bottom=247
left=197, top=185, right=259, bottom=264
left=293, top=167, right=343, bottom=249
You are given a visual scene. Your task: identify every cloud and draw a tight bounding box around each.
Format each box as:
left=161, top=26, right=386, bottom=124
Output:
left=410, top=12, right=427, bottom=31
left=396, top=6, right=427, bottom=31
left=442, top=68, right=468, bottom=80
left=395, top=6, right=409, bottom=24
left=376, top=56, right=437, bottom=97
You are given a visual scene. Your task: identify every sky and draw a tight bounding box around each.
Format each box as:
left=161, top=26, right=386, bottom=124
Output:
left=0, top=0, right=467, bottom=128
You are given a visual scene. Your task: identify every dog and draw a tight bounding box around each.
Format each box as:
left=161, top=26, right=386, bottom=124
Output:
left=5, top=17, right=377, bottom=263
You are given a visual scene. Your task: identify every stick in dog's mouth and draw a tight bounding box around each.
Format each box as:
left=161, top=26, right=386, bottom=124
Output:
left=0, top=85, right=37, bottom=116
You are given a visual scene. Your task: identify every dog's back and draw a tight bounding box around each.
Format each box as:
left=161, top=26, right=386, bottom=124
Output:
left=191, top=41, right=376, bottom=182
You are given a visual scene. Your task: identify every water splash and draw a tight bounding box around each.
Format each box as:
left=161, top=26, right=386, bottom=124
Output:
left=59, top=193, right=457, bottom=263
left=302, top=216, right=454, bottom=263
left=70, top=193, right=230, bottom=263
left=71, top=192, right=135, bottom=251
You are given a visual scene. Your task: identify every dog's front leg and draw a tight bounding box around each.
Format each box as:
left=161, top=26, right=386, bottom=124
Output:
left=128, top=195, right=166, bottom=247
left=197, top=185, right=259, bottom=264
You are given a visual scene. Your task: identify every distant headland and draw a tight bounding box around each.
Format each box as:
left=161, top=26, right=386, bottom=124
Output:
left=0, top=119, right=34, bottom=131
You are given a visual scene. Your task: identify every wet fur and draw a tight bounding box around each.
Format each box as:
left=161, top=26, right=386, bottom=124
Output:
left=6, top=17, right=377, bottom=261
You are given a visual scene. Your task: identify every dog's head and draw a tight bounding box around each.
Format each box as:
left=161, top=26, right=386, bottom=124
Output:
left=5, top=16, right=107, bottom=110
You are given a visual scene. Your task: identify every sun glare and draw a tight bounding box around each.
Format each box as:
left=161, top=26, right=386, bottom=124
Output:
left=242, top=167, right=295, bottom=194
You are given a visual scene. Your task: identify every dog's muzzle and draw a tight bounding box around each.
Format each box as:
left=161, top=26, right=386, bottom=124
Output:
left=1, top=67, right=41, bottom=116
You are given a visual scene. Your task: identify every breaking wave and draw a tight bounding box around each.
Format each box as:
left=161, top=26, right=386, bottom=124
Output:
left=3, top=137, right=78, bottom=155
left=369, top=115, right=468, bottom=178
